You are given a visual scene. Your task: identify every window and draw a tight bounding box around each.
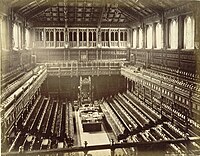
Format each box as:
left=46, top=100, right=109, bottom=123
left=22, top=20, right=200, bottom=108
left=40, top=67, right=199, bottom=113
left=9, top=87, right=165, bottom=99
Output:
left=13, top=23, right=18, bottom=48
left=1, top=17, right=8, bottom=49
left=115, top=32, right=118, bottom=41
left=184, top=16, right=194, bottom=49
left=50, top=31, right=54, bottom=41
left=120, top=32, right=123, bottom=41
left=25, top=28, right=30, bottom=48
left=138, top=28, right=143, bottom=48
left=106, top=32, right=109, bottom=41
left=93, top=32, right=96, bottom=41
left=69, top=32, right=72, bottom=41
left=133, top=29, right=137, bottom=48
left=125, top=32, right=127, bottom=41
left=146, top=25, right=153, bottom=48
left=101, top=32, right=105, bottom=41
left=19, top=24, right=22, bottom=49
left=169, top=19, right=178, bottom=49
left=79, top=32, right=82, bottom=41
left=46, top=31, right=49, bottom=41
left=89, top=32, right=92, bottom=41
left=60, top=32, right=64, bottom=41
left=74, top=32, right=77, bottom=41
left=56, top=32, right=59, bottom=41
left=155, top=23, right=162, bottom=48
left=83, top=32, right=87, bottom=41
left=111, top=32, right=114, bottom=41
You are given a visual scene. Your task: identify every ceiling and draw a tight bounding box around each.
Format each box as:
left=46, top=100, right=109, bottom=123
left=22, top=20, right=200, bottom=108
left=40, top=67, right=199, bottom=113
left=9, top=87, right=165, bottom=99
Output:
left=7, top=0, right=192, bottom=27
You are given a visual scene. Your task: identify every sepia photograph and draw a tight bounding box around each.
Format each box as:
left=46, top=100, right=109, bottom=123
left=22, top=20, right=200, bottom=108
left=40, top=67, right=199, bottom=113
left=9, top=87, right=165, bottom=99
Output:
left=0, top=0, right=200, bottom=155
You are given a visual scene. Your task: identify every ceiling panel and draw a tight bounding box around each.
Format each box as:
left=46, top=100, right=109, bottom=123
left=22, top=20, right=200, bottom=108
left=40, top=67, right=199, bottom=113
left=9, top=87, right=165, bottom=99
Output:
left=8, top=0, right=192, bottom=27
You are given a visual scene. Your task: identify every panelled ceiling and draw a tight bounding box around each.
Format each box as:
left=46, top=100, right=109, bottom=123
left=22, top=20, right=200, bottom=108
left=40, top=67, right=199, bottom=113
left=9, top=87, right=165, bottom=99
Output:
left=6, top=0, right=192, bottom=27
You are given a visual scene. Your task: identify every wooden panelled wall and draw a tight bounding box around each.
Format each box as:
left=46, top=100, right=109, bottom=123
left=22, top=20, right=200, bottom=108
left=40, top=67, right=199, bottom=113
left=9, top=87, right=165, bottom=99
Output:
left=33, top=49, right=127, bottom=63
left=130, top=49, right=196, bottom=72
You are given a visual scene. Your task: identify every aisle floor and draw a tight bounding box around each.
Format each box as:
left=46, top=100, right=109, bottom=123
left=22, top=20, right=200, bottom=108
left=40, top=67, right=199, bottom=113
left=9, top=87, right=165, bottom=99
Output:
left=75, top=110, right=111, bottom=156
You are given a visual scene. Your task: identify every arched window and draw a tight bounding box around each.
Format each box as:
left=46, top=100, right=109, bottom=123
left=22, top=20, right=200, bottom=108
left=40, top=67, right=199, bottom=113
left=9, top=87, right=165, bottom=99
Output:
left=106, top=32, right=109, bottom=41
left=124, top=32, right=127, bottom=41
left=111, top=32, right=114, bottom=41
left=56, top=32, right=59, bottom=41
left=133, top=29, right=137, bottom=48
left=60, top=32, right=64, bottom=41
left=169, top=19, right=178, bottom=49
left=83, top=31, right=87, bottom=41
left=155, top=23, right=162, bottom=48
left=69, top=32, right=73, bottom=41
left=93, top=32, right=96, bottom=41
left=184, top=16, right=194, bottom=49
left=138, top=28, right=143, bottom=48
left=40, top=31, right=44, bottom=41
left=120, top=32, right=123, bottom=41
left=89, top=32, right=92, bottom=41
left=25, top=28, right=30, bottom=48
left=79, top=32, right=82, bottom=41
left=101, top=32, right=105, bottom=41
left=50, top=31, right=54, bottom=41
left=74, top=32, right=77, bottom=41
left=115, top=32, right=118, bottom=41
left=13, top=24, right=18, bottom=47
left=146, top=25, right=152, bottom=49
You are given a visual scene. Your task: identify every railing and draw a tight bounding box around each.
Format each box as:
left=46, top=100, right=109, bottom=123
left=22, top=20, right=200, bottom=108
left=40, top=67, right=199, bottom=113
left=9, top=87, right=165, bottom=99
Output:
left=79, top=41, right=87, bottom=47
left=33, top=41, right=129, bottom=48
left=56, top=41, right=64, bottom=47
left=69, top=41, right=77, bottom=47
left=120, top=41, right=127, bottom=47
left=110, top=41, right=118, bottom=47
left=45, top=41, right=54, bottom=48
left=102, top=41, right=109, bottom=47
left=2, top=137, right=200, bottom=156
left=89, top=41, right=96, bottom=47
left=34, top=41, right=44, bottom=48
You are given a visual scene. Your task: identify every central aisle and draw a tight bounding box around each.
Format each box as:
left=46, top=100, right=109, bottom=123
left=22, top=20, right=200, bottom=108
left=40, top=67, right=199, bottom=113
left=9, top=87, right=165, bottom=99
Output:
left=75, top=110, right=111, bottom=156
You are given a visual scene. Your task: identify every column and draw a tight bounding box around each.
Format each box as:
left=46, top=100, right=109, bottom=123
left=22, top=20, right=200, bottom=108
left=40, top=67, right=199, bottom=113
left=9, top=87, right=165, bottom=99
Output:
left=109, top=29, right=111, bottom=47
left=127, top=28, right=130, bottom=47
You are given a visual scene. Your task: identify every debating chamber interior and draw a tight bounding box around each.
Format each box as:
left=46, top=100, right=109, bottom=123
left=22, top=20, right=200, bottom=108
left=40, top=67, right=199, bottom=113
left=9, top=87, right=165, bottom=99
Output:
left=1, top=0, right=200, bottom=155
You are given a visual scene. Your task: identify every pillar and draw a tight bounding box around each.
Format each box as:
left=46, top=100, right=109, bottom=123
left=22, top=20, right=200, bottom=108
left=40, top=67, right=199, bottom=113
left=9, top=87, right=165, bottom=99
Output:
left=109, top=29, right=111, bottom=47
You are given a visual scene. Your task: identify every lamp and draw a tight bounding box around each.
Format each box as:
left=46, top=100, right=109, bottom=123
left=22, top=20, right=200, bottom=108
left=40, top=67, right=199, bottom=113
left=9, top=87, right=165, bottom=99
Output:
left=64, top=43, right=68, bottom=48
